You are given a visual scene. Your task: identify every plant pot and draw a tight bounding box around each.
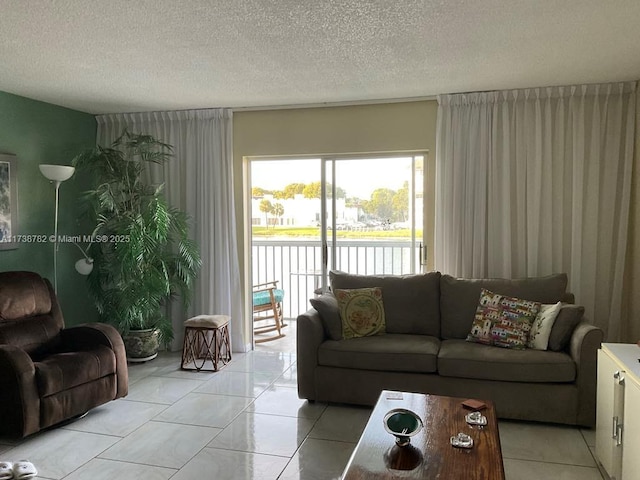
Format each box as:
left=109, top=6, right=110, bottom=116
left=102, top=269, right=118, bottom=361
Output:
left=123, top=328, right=160, bottom=362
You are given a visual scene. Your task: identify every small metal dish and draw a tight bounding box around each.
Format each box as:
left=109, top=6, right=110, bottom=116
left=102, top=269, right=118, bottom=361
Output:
left=465, top=411, right=487, bottom=426
left=450, top=432, right=474, bottom=448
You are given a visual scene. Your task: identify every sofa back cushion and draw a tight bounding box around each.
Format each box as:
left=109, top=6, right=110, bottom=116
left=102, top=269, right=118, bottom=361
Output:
left=329, top=271, right=441, bottom=336
left=0, top=271, right=52, bottom=320
left=440, top=273, right=569, bottom=340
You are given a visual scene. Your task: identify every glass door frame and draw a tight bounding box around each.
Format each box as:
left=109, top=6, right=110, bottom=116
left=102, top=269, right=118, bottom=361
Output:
left=319, top=152, right=428, bottom=293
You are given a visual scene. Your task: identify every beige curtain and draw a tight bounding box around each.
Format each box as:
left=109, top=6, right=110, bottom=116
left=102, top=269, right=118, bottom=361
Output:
left=435, top=82, right=637, bottom=341
left=96, top=109, right=246, bottom=352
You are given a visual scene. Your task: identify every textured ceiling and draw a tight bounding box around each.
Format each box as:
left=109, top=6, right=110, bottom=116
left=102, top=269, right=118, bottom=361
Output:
left=1, top=0, right=639, bottom=114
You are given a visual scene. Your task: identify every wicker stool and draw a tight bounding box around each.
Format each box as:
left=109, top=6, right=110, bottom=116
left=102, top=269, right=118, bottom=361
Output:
left=181, top=315, right=232, bottom=372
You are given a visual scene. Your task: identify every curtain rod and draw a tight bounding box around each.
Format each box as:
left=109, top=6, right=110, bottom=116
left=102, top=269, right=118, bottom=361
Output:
left=232, top=95, right=437, bottom=112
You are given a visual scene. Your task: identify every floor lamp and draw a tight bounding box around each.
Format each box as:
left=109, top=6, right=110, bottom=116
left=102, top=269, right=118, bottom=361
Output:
left=39, top=164, right=75, bottom=293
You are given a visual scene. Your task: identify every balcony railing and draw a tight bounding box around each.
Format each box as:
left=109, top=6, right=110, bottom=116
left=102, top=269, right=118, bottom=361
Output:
left=252, top=239, right=420, bottom=319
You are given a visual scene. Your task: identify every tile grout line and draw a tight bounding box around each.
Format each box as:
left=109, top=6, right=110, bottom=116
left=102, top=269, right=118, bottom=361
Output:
left=276, top=402, right=330, bottom=480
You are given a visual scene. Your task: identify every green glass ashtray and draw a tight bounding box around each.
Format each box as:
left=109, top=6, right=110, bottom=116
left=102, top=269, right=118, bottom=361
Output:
left=383, top=408, right=423, bottom=447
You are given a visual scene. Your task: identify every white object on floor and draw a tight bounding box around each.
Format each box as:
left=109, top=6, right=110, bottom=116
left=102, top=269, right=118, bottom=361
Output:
left=13, top=460, right=37, bottom=480
left=0, top=462, right=12, bottom=480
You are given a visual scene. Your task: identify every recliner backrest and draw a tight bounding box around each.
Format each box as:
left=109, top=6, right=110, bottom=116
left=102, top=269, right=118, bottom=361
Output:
left=0, top=271, right=64, bottom=354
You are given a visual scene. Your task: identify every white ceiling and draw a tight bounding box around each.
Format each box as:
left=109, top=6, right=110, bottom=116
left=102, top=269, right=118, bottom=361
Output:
left=1, top=0, right=639, bottom=114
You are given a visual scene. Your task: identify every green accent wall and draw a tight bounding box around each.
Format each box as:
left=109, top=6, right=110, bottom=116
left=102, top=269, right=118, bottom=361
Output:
left=0, top=91, right=97, bottom=325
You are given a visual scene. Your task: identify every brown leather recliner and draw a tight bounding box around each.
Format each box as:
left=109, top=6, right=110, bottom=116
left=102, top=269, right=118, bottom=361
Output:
left=0, top=271, right=128, bottom=438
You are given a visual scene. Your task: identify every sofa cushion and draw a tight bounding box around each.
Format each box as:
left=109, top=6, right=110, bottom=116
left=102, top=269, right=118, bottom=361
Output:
left=310, top=293, right=342, bottom=340
left=35, top=345, right=116, bottom=397
left=440, top=273, right=568, bottom=340
left=335, top=287, right=386, bottom=339
left=438, top=339, right=576, bottom=383
left=318, top=334, right=440, bottom=373
left=330, top=271, right=441, bottom=336
left=467, top=289, right=540, bottom=349
left=548, top=304, right=585, bottom=352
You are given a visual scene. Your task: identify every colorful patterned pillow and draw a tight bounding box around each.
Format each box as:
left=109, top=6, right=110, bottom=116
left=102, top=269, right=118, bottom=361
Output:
left=527, top=302, right=562, bottom=350
left=466, top=289, right=541, bottom=349
left=335, top=287, right=386, bottom=339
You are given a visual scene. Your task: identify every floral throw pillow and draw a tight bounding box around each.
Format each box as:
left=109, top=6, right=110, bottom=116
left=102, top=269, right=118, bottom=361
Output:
left=466, top=289, right=541, bottom=349
left=335, top=287, right=386, bottom=339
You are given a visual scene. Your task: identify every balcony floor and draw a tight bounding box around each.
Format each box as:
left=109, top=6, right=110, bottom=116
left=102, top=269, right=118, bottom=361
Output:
left=255, top=318, right=297, bottom=354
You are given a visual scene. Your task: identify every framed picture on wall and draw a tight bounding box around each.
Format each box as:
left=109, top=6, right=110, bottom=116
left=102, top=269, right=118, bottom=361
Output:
left=0, top=153, right=18, bottom=250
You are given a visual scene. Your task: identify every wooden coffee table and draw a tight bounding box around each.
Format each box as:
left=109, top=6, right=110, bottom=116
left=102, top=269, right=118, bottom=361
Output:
left=341, top=390, right=505, bottom=479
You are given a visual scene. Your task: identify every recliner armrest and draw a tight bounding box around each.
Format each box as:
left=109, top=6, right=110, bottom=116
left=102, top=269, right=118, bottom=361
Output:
left=0, top=345, right=40, bottom=438
left=60, top=323, right=128, bottom=398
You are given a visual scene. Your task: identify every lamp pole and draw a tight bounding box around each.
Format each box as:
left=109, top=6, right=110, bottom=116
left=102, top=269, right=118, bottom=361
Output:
left=39, top=165, right=75, bottom=293
left=52, top=179, right=61, bottom=293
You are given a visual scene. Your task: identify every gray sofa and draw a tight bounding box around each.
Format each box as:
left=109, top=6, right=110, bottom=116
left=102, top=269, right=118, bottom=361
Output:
left=296, top=271, right=604, bottom=427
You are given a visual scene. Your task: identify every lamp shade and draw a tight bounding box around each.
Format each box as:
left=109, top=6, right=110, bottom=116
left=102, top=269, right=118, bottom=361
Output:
left=39, top=164, right=75, bottom=182
left=75, top=258, right=94, bottom=275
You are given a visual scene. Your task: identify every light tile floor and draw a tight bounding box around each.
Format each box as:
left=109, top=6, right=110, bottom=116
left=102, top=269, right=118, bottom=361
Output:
left=0, top=320, right=604, bottom=479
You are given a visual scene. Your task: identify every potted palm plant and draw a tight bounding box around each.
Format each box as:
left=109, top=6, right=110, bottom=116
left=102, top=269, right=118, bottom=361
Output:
left=73, top=130, right=201, bottom=361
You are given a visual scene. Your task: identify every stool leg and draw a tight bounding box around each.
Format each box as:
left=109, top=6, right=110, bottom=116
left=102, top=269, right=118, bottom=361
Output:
left=213, top=328, right=219, bottom=371
left=224, top=324, right=232, bottom=363
left=216, top=324, right=229, bottom=366
left=181, top=331, right=189, bottom=369
left=181, top=328, right=196, bottom=370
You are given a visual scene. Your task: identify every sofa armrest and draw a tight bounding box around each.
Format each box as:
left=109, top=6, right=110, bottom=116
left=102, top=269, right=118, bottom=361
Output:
left=296, top=309, right=327, bottom=401
left=60, top=323, right=128, bottom=398
left=569, top=321, right=604, bottom=427
left=0, top=345, right=40, bottom=438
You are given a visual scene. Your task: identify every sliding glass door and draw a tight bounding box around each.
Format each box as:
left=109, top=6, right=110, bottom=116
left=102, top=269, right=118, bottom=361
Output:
left=320, top=155, right=425, bottom=292
left=250, top=153, right=426, bottom=319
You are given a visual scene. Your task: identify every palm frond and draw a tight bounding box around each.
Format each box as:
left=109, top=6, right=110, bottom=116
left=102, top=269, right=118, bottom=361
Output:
left=76, top=129, right=201, bottom=346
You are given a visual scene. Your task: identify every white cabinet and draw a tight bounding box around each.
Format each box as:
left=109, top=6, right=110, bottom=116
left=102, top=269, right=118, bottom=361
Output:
left=622, top=379, right=640, bottom=478
left=596, top=343, right=640, bottom=480
left=596, top=349, right=625, bottom=479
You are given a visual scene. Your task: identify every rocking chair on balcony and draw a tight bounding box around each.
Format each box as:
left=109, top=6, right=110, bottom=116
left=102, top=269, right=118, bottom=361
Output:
left=252, top=281, right=286, bottom=343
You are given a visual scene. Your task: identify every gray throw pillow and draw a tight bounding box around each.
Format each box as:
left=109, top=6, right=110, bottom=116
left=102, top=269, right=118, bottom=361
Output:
left=547, top=304, right=585, bottom=351
left=310, top=293, right=342, bottom=340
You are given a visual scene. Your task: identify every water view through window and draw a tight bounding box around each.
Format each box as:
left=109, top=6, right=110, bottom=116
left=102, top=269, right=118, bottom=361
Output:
left=251, top=155, right=425, bottom=318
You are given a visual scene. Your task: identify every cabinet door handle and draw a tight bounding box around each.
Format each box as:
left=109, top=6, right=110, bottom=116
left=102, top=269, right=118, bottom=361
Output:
left=616, top=423, right=623, bottom=446
left=613, top=416, right=619, bottom=438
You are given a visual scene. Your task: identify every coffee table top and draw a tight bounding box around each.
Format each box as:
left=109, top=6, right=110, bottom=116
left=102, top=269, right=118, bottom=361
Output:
left=342, top=390, right=505, bottom=480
